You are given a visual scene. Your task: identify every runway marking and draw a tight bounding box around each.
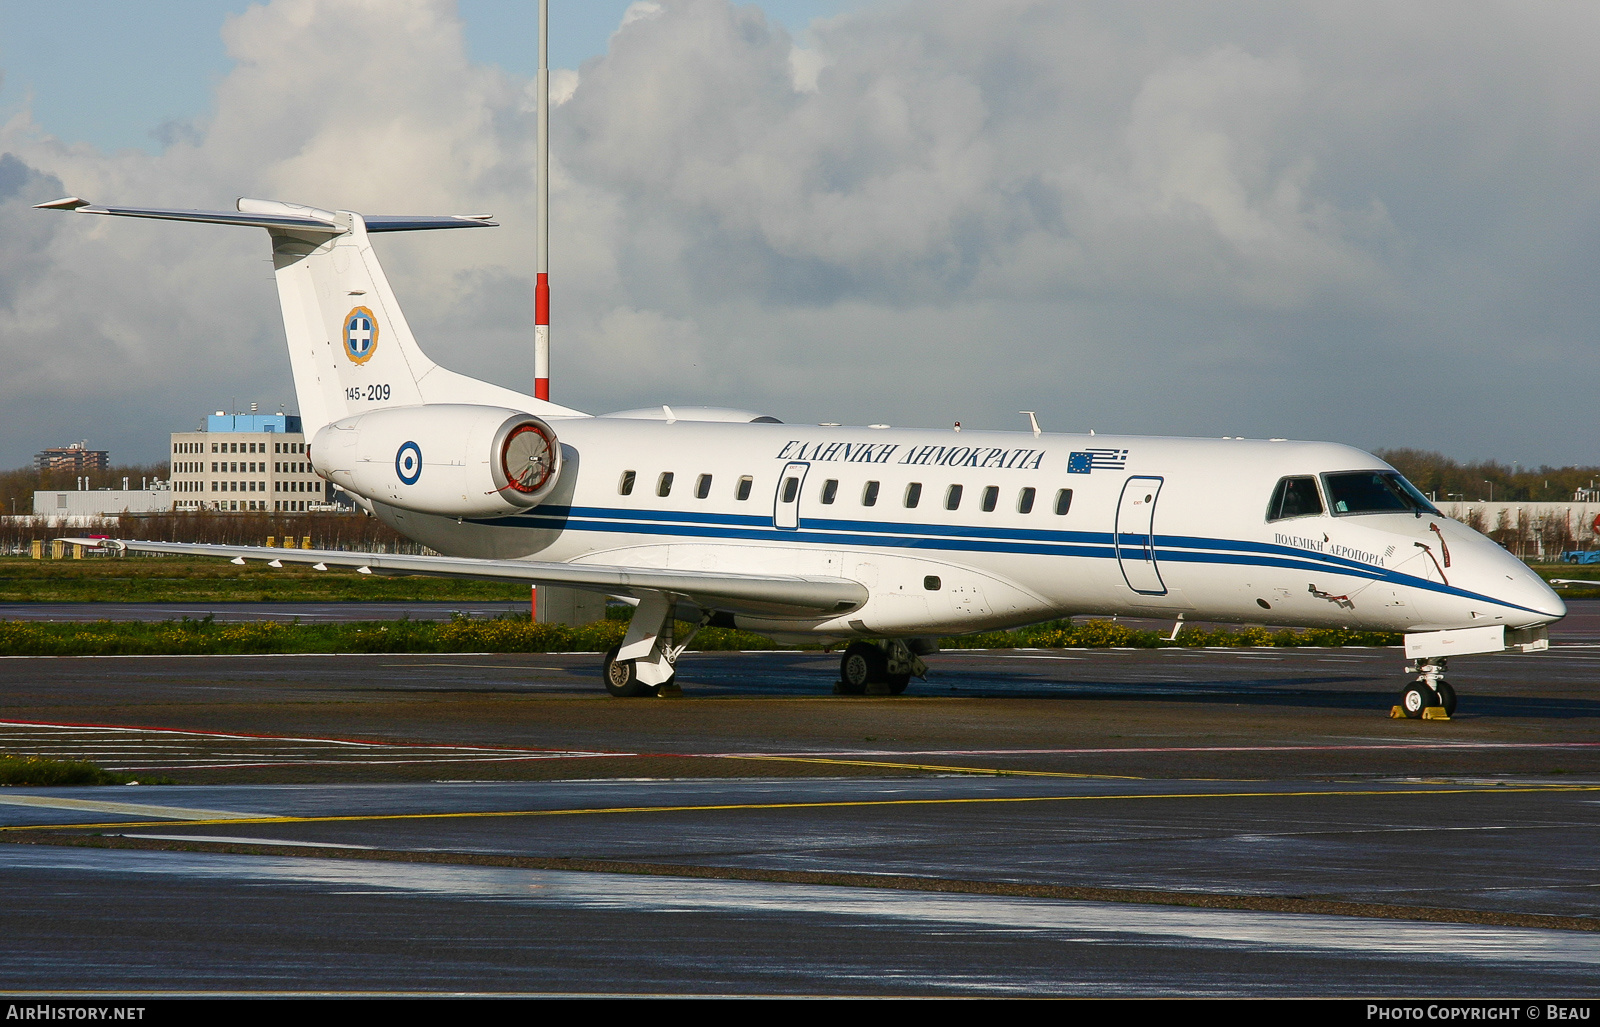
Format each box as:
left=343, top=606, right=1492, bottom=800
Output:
left=0, top=718, right=619, bottom=755
left=0, top=718, right=633, bottom=773
left=721, top=754, right=1143, bottom=780
left=116, top=833, right=374, bottom=849
left=9, top=783, right=1600, bottom=834
left=6, top=718, right=1600, bottom=775
left=382, top=664, right=570, bottom=671
left=728, top=741, right=1600, bottom=758
left=0, top=794, right=264, bottom=820
left=12, top=718, right=1600, bottom=758
left=104, top=755, right=620, bottom=771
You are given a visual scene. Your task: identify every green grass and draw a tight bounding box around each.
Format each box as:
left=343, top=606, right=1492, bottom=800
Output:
left=0, top=558, right=1405, bottom=654
left=0, top=614, right=1399, bottom=657
left=0, top=615, right=777, bottom=656
left=0, top=556, right=529, bottom=603
left=0, top=754, right=170, bottom=786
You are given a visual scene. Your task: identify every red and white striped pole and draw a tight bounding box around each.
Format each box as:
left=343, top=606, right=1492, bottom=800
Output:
left=534, top=0, right=550, bottom=402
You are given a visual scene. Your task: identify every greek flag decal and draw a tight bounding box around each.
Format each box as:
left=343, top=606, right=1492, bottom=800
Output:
left=1067, top=448, right=1129, bottom=474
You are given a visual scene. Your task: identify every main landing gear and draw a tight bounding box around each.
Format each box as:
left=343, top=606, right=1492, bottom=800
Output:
left=597, top=592, right=933, bottom=699
left=603, top=644, right=675, bottom=698
left=600, top=593, right=690, bottom=698
left=835, top=640, right=928, bottom=696
left=1398, top=657, right=1458, bottom=718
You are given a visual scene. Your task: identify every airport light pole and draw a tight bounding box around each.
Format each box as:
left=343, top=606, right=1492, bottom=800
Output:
left=534, top=0, right=550, bottom=402
left=1484, top=480, right=1493, bottom=502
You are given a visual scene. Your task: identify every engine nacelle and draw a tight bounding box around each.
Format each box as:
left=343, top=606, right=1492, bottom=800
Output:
left=311, top=404, right=561, bottom=519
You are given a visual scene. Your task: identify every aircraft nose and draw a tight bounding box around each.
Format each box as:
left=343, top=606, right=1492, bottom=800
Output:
left=1502, top=556, right=1566, bottom=625
left=1522, top=576, right=1567, bottom=623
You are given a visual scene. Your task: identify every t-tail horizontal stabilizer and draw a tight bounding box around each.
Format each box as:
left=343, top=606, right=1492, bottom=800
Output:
left=33, top=196, right=497, bottom=233
left=35, top=194, right=576, bottom=433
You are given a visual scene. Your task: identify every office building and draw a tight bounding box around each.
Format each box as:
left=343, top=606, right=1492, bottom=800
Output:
left=169, top=411, right=327, bottom=512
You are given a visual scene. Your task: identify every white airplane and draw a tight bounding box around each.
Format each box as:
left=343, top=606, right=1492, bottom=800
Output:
left=37, top=195, right=1564, bottom=715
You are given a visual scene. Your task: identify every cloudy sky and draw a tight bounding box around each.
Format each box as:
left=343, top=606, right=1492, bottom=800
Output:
left=2, top=0, right=1598, bottom=469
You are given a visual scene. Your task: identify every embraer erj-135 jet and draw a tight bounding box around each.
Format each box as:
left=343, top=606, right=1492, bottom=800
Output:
left=38, top=196, right=1563, bottom=714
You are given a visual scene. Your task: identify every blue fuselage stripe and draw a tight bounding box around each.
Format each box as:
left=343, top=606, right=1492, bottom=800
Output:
left=478, top=504, right=1537, bottom=615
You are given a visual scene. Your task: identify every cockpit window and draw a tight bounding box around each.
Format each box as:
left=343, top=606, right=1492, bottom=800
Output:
left=1266, top=476, right=1324, bottom=521
left=1322, top=471, right=1440, bottom=517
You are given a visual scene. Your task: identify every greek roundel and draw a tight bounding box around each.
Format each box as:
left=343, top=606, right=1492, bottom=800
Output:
left=395, top=441, right=422, bottom=485
left=344, top=306, right=378, bottom=364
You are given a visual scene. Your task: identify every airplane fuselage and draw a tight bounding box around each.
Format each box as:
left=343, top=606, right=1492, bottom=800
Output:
left=39, top=195, right=1564, bottom=705
left=368, top=419, right=1564, bottom=641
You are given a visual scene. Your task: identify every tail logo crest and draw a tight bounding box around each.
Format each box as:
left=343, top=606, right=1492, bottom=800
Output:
left=344, top=307, right=379, bottom=364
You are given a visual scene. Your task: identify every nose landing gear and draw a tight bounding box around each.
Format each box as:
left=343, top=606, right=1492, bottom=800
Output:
left=1398, top=658, right=1457, bottom=718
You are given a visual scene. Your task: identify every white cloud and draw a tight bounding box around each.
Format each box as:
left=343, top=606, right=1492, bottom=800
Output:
left=3, top=0, right=1600, bottom=466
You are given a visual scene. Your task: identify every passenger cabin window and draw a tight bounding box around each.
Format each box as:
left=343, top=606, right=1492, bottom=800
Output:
left=735, top=476, right=753, bottom=501
left=619, top=470, right=636, bottom=496
left=781, top=476, right=800, bottom=503
left=862, top=481, right=880, bottom=506
left=1322, top=471, right=1439, bottom=517
left=982, top=486, right=999, bottom=512
left=904, top=482, right=922, bottom=508
left=695, top=474, right=712, bottom=499
left=657, top=472, right=674, bottom=497
left=821, top=479, right=838, bottom=504
left=1266, top=476, right=1322, bottom=521
left=1054, top=488, right=1073, bottom=515
left=1018, top=487, right=1036, bottom=514
left=945, top=484, right=963, bottom=510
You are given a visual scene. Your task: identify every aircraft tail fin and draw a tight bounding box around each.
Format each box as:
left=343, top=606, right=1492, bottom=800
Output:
left=35, top=196, right=582, bottom=433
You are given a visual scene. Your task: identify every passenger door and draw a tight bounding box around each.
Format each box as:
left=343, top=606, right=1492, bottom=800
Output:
left=1115, top=475, right=1166, bottom=595
left=773, top=461, right=810, bottom=530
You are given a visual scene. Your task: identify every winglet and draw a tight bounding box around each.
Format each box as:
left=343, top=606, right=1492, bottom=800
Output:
left=34, top=197, right=91, bottom=210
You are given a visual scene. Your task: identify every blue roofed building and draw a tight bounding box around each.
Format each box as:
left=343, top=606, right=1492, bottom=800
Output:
left=170, top=409, right=327, bottom=512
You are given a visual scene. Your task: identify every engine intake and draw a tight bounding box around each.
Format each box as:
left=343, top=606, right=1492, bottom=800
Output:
left=311, top=404, right=562, bottom=519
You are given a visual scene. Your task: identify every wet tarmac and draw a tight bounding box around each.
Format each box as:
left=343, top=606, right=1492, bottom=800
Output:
left=0, top=605, right=1596, bottom=995
left=2, top=842, right=1597, bottom=996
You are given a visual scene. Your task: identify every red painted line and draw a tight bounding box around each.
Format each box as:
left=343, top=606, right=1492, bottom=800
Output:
left=725, top=742, right=1600, bottom=757
left=0, top=718, right=620, bottom=756
left=101, top=748, right=617, bottom=764
left=11, top=719, right=1597, bottom=766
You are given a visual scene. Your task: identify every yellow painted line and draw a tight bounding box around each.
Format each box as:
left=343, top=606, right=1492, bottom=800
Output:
left=6, top=784, right=1599, bottom=834
left=0, top=794, right=264, bottom=820
left=720, top=753, right=1143, bottom=780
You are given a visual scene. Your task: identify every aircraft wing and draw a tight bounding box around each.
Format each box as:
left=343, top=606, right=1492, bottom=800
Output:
left=59, top=539, right=865, bottom=620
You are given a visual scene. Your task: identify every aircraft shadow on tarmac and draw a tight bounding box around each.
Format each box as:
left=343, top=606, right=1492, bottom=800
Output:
left=669, top=652, right=1600, bottom=717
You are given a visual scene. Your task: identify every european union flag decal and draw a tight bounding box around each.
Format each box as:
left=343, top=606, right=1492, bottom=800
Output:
left=1067, top=448, right=1129, bottom=473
